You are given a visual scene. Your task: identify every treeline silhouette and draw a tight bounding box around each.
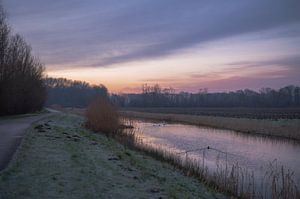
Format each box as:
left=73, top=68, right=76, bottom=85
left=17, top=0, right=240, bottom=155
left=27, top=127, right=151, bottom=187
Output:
left=111, top=84, right=300, bottom=108
left=0, top=5, right=46, bottom=116
left=45, top=77, right=108, bottom=107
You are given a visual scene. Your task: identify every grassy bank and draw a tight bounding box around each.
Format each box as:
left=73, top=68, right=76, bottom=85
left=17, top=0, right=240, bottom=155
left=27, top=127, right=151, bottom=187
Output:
left=121, top=111, right=300, bottom=140
left=122, top=107, right=300, bottom=119
left=0, top=113, right=226, bottom=199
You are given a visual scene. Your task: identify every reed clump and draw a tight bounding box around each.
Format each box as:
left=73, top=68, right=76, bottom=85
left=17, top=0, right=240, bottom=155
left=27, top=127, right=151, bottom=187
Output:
left=85, top=98, right=120, bottom=135
left=85, top=98, right=136, bottom=147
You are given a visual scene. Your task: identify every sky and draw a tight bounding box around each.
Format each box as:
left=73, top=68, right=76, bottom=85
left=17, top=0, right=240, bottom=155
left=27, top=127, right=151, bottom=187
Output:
left=2, top=0, right=300, bottom=93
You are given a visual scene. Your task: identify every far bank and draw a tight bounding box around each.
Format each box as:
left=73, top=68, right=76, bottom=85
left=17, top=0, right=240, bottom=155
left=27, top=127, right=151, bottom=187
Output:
left=120, top=110, right=300, bottom=141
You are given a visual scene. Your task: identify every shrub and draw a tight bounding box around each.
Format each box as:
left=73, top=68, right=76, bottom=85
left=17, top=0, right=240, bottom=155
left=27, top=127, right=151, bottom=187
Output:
left=85, top=98, right=120, bottom=135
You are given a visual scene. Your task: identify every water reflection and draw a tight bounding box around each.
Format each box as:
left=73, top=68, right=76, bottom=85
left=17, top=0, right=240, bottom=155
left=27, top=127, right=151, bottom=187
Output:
left=133, top=120, right=300, bottom=186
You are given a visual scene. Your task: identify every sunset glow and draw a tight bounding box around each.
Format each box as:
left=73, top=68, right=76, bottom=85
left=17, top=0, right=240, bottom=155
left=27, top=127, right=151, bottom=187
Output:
left=3, top=0, right=300, bottom=93
left=1, top=1, right=300, bottom=198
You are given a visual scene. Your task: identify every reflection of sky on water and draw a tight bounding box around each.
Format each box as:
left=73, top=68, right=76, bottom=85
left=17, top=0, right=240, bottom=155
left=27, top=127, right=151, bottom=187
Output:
left=133, top=120, right=300, bottom=186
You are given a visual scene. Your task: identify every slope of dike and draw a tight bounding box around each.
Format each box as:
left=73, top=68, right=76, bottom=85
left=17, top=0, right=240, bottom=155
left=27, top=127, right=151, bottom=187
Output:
left=0, top=113, right=226, bottom=199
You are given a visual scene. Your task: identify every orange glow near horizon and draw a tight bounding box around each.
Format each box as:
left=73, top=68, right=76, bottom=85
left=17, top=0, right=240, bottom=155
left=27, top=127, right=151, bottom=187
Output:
left=46, top=61, right=290, bottom=93
left=45, top=34, right=300, bottom=93
left=4, top=0, right=300, bottom=93
left=47, top=34, right=298, bottom=93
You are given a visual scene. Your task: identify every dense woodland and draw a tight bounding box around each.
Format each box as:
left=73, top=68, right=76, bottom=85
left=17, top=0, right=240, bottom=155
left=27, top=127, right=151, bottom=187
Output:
left=111, top=84, right=300, bottom=108
left=45, top=77, right=108, bottom=107
left=0, top=5, right=46, bottom=116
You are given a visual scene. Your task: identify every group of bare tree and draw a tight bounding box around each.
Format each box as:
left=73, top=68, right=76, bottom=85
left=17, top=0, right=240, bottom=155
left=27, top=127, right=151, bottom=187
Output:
left=45, top=77, right=108, bottom=107
left=0, top=5, right=46, bottom=116
left=111, top=84, right=300, bottom=108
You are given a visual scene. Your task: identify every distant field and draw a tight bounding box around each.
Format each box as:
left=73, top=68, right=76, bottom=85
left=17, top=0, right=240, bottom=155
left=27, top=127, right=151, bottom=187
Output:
left=121, top=111, right=300, bottom=140
left=122, top=107, right=300, bottom=119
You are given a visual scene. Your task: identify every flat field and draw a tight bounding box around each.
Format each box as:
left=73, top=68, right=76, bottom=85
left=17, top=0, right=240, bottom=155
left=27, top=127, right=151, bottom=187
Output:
left=122, top=107, right=300, bottom=119
left=121, top=111, right=300, bottom=140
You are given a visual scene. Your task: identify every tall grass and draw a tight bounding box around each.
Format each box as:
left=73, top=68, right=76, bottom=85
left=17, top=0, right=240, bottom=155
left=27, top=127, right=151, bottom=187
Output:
left=85, top=98, right=120, bottom=135
left=145, top=142, right=297, bottom=198
left=121, top=111, right=300, bottom=140
left=114, top=126, right=300, bottom=199
left=85, top=101, right=299, bottom=198
left=85, top=98, right=136, bottom=146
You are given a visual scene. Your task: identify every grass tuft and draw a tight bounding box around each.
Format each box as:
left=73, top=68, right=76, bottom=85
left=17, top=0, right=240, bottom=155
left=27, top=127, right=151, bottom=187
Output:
left=85, top=98, right=120, bottom=135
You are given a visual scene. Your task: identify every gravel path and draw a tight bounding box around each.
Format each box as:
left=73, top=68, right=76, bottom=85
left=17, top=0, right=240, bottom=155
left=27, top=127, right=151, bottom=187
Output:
left=0, top=113, right=51, bottom=170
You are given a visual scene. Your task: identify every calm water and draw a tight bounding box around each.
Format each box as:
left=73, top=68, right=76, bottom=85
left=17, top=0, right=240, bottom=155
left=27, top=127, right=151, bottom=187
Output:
left=133, top=120, right=300, bottom=187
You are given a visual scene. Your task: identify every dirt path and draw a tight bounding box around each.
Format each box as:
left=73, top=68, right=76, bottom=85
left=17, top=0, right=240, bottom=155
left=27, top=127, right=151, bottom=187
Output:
left=0, top=113, right=52, bottom=170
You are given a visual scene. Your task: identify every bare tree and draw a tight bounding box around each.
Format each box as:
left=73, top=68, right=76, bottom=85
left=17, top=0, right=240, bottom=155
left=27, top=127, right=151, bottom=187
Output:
left=44, top=77, right=108, bottom=107
left=0, top=4, right=46, bottom=115
left=114, top=84, right=300, bottom=108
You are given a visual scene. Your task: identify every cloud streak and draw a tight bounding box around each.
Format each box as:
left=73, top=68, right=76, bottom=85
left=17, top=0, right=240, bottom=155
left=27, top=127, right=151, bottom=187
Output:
left=3, top=0, right=300, bottom=68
